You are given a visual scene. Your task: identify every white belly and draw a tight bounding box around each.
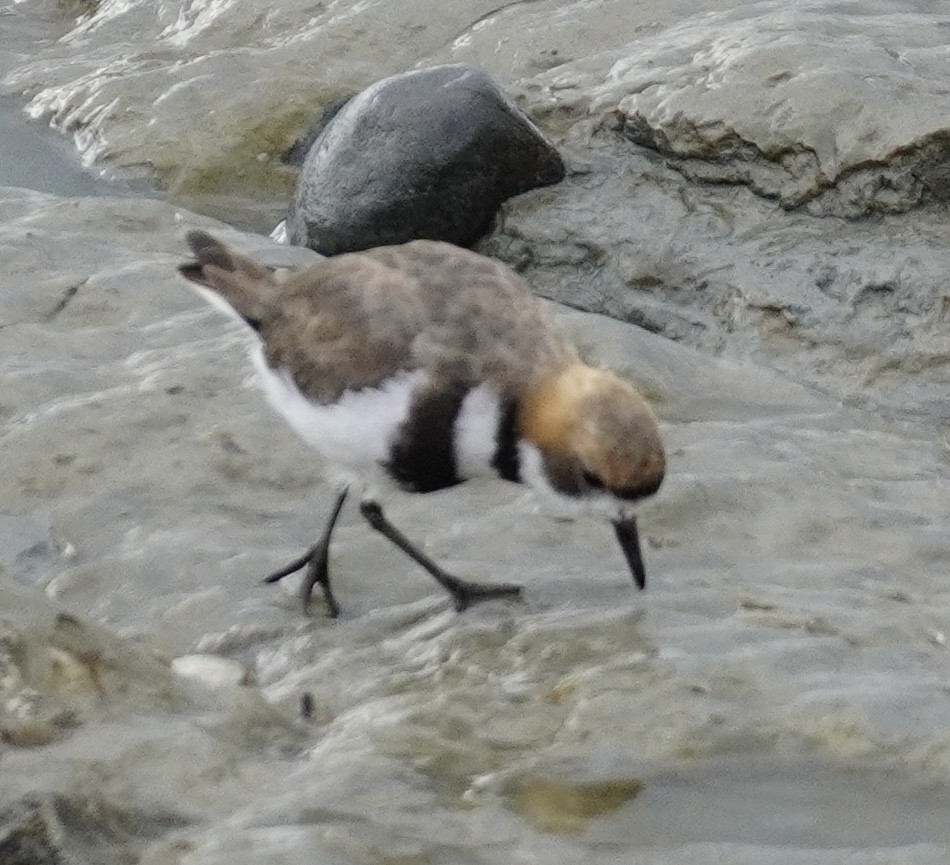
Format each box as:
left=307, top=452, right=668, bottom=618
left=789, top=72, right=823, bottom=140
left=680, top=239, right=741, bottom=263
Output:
left=454, top=383, right=504, bottom=479
left=252, top=347, right=421, bottom=477
left=251, top=346, right=505, bottom=484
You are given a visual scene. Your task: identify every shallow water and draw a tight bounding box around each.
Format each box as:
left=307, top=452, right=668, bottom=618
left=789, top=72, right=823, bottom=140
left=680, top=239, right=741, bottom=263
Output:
left=1, top=1, right=950, bottom=863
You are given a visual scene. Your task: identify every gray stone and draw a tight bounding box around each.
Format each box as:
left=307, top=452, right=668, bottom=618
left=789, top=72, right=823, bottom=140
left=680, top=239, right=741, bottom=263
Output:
left=518, top=2, right=950, bottom=219
left=286, top=64, right=564, bottom=255
left=0, top=795, right=187, bottom=865
left=477, top=1, right=950, bottom=419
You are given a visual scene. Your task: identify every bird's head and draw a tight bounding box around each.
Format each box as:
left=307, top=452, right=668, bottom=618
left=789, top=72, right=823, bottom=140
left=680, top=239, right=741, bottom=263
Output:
left=518, top=364, right=666, bottom=587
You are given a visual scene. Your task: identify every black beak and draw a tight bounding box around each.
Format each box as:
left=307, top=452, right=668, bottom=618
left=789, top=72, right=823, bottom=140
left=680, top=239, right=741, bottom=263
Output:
left=612, top=517, right=646, bottom=590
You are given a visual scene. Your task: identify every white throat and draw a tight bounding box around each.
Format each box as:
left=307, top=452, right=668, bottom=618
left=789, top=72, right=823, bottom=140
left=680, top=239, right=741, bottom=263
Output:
left=518, top=442, right=632, bottom=521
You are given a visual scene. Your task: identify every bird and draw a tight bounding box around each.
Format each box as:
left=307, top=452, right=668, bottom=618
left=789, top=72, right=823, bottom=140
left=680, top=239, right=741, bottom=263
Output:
left=178, top=230, right=666, bottom=617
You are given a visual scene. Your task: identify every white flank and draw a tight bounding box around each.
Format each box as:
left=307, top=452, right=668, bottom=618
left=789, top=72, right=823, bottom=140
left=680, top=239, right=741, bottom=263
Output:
left=454, top=383, right=503, bottom=480
left=252, top=346, right=423, bottom=480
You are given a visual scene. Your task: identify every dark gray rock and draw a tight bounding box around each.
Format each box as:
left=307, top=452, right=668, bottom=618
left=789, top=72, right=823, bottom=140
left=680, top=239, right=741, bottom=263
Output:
left=281, top=95, right=352, bottom=168
left=286, top=64, right=565, bottom=255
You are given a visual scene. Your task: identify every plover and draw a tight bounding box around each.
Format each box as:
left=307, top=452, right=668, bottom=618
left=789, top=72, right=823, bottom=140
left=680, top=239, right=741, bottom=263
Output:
left=179, top=231, right=665, bottom=616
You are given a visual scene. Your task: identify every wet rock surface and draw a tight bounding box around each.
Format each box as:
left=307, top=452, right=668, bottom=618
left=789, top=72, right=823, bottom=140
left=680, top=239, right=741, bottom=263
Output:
left=480, top=137, right=950, bottom=420
left=1, top=188, right=950, bottom=862
left=0, top=794, right=186, bottom=865
left=0, top=582, right=188, bottom=750
left=286, top=64, right=565, bottom=254
left=545, top=3, right=950, bottom=218
left=0, top=579, right=307, bottom=864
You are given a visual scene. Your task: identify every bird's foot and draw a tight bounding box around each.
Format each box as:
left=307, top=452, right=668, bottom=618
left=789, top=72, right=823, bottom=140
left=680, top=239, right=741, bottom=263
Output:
left=262, top=487, right=349, bottom=617
left=358, top=500, right=522, bottom=612
left=263, top=541, right=340, bottom=618
left=441, top=574, right=523, bottom=613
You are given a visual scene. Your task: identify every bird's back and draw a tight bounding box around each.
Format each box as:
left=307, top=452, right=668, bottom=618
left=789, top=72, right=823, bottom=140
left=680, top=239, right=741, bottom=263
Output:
left=261, top=240, right=577, bottom=403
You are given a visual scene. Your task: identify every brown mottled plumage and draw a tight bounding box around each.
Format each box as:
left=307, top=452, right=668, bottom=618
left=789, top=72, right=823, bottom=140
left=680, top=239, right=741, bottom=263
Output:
left=183, top=236, right=578, bottom=403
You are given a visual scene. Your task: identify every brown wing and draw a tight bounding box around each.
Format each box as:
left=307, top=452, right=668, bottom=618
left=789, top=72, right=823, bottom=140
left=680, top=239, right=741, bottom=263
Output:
left=361, top=241, right=578, bottom=394
left=260, top=253, right=428, bottom=403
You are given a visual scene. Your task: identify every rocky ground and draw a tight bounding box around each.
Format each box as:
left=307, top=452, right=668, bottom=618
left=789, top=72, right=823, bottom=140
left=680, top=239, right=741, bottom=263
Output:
left=2, top=187, right=950, bottom=862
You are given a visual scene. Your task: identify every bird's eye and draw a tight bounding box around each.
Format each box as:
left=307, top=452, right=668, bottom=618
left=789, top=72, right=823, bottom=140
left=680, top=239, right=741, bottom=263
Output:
left=582, top=470, right=605, bottom=490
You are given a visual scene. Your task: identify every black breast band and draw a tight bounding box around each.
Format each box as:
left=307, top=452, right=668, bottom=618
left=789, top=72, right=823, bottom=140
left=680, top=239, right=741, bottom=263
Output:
left=385, top=382, right=468, bottom=492
left=385, top=386, right=522, bottom=493
left=492, top=399, right=521, bottom=483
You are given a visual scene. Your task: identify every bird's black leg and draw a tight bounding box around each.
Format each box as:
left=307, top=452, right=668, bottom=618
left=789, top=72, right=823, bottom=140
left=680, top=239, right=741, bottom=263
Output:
left=263, top=486, right=349, bottom=617
left=358, top=499, right=522, bottom=611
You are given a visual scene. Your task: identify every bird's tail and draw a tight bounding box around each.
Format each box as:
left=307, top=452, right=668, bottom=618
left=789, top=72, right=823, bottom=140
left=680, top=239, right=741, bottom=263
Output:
left=178, top=230, right=279, bottom=331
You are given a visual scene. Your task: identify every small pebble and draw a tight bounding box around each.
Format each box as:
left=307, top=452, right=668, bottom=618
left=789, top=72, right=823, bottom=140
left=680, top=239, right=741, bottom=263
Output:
left=171, top=654, right=248, bottom=688
left=1, top=719, right=60, bottom=748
